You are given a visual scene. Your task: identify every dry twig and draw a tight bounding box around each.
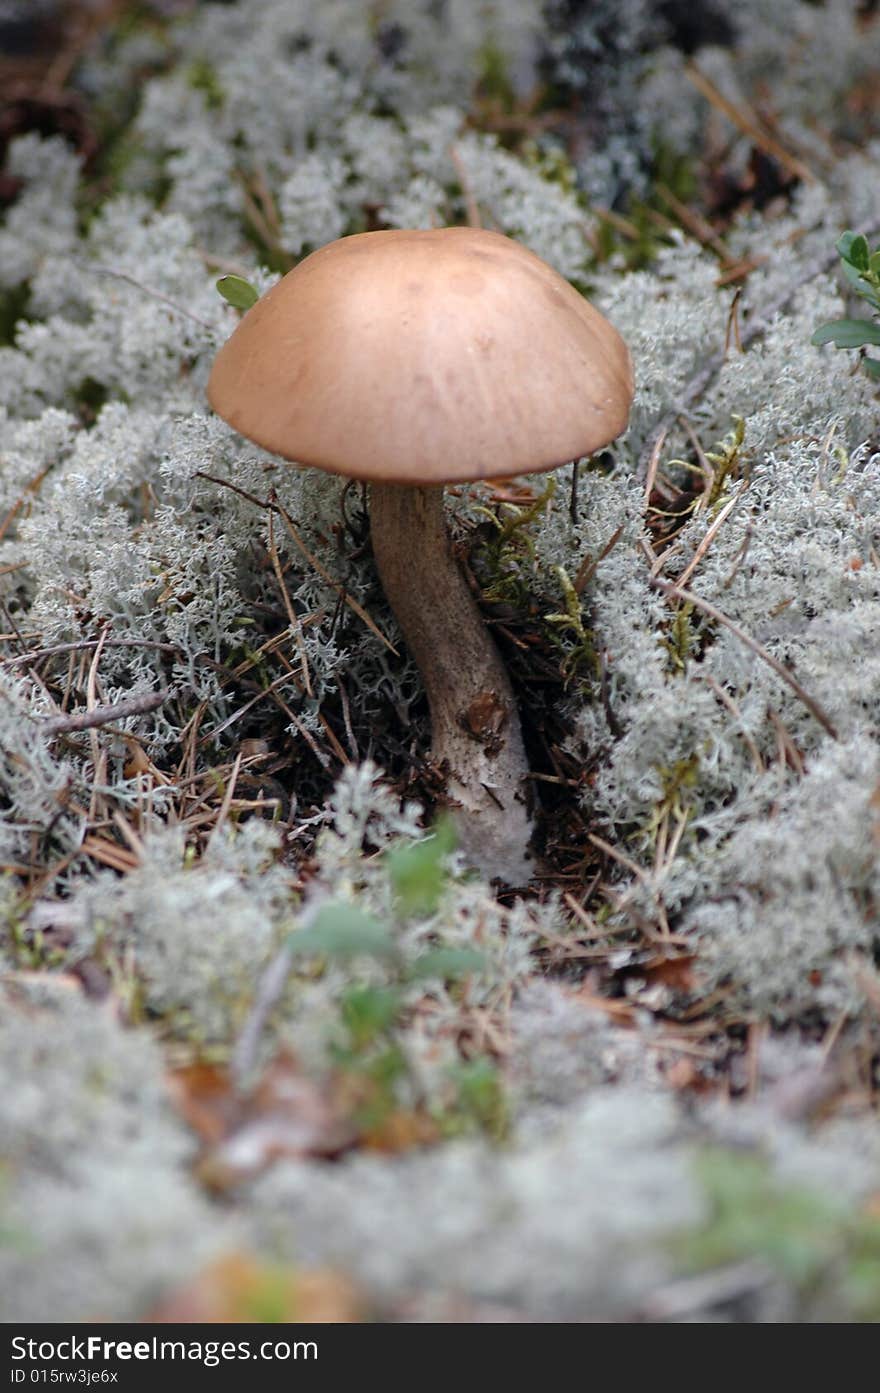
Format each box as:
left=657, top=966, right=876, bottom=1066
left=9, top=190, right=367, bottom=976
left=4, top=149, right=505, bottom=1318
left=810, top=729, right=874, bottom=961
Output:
left=195, top=471, right=398, bottom=655
left=684, top=62, right=816, bottom=185
left=73, top=261, right=216, bottom=332
left=232, top=890, right=330, bottom=1090
left=649, top=576, right=837, bottom=738
left=39, top=688, right=171, bottom=737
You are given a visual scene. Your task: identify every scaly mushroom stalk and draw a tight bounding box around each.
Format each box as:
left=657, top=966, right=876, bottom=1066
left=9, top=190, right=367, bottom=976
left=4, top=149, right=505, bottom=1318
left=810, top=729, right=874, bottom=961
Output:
left=370, top=482, right=534, bottom=883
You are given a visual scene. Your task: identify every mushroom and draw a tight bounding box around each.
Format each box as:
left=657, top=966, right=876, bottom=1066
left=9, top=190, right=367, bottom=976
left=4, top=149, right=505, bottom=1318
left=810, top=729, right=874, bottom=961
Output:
left=207, top=227, right=633, bottom=884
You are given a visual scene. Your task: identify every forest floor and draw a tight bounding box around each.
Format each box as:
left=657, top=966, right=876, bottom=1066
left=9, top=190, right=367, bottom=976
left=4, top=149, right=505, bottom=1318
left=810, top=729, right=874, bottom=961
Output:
left=1, top=0, right=879, bottom=1324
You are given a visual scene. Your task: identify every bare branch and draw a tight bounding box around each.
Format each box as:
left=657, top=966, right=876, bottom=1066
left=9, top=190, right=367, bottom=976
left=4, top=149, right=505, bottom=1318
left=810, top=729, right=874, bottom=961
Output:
left=73, top=261, right=217, bottom=332
left=39, top=689, right=171, bottom=737
left=4, top=638, right=180, bottom=666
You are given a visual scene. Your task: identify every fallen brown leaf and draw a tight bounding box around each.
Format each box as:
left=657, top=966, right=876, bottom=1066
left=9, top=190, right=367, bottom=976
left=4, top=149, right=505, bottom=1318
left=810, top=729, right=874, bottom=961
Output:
left=642, top=953, right=698, bottom=993
left=359, top=1107, right=441, bottom=1153
left=169, top=1054, right=356, bottom=1191
left=147, top=1253, right=364, bottom=1323
left=167, top=1063, right=242, bottom=1146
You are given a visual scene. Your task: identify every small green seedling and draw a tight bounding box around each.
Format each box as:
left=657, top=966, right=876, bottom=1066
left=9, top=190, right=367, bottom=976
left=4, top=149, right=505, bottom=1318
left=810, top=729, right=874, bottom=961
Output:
left=812, top=231, right=880, bottom=379
left=386, top=815, right=456, bottom=918
left=282, top=822, right=504, bottom=1139
left=288, top=902, right=397, bottom=963
left=216, top=275, right=259, bottom=311
left=674, top=1148, right=880, bottom=1320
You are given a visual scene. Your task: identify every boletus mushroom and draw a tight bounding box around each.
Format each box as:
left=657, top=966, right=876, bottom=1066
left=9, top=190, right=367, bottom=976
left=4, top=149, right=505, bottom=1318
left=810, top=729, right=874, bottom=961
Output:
left=207, top=227, right=633, bottom=884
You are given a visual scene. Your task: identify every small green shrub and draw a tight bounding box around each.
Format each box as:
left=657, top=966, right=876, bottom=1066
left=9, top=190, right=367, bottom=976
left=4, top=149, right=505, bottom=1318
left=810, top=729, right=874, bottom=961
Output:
left=287, top=821, right=504, bottom=1141
left=677, top=1148, right=880, bottom=1321
left=812, top=231, right=880, bottom=379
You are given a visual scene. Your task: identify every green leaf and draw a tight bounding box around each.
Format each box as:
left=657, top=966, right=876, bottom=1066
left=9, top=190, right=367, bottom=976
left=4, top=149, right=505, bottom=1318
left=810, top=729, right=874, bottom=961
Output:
left=840, top=258, right=869, bottom=292
left=839, top=261, right=880, bottom=310
left=215, top=275, right=259, bottom=310
left=811, top=318, right=880, bottom=349
left=869, top=251, right=880, bottom=278
left=408, top=946, right=487, bottom=981
left=449, top=1057, right=507, bottom=1139
left=287, top=903, right=396, bottom=961
left=836, top=230, right=857, bottom=261
left=839, top=231, right=869, bottom=271
left=863, top=356, right=880, bottom=379
left=676, top=1148, right=880, bottom=1296
left=386, top=817, right=456, bottom=918
left=340, top=985, right=401, bottom=1047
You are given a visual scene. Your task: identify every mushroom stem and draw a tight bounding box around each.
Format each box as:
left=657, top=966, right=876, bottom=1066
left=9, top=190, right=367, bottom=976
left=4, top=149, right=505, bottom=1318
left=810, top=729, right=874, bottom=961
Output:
left=369, top=482, right=534, bottom=883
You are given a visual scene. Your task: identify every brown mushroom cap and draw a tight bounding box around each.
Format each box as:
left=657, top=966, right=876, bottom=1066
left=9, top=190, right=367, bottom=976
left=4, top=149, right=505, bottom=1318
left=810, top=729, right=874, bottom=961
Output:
left=208, top=227, right=633, bottom=486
